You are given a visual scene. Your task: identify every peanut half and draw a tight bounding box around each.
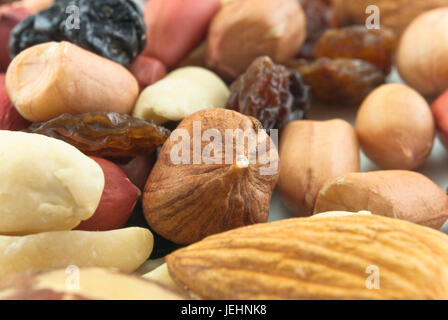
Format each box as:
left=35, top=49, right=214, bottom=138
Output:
left=314, top=170, right=448, bottom=229
left=0, top=227, right=153, bottom=277
left=278, top=119, right=360, bottom=216
left=0, top=130, right=104, bottom=235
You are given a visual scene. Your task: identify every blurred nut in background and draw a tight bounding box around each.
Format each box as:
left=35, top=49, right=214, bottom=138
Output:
left=278, top=119, right=360, bottom=217
left=142, top=0, right=220, bottom=68
left=143, top=109, right=279, bottom=244
left=6, top=41, right=139, bottom=122
left=396, top=8, right=448, bottom=97
left=133, top=67, right=229, bottom=125
left=333, top=0, right=448, bottom=35
left=129, top=56, right=167, bottom=91
left=0, top=3, right=30, bottom=72
left=76, top=157, right=141, bottom=232
left=432, top=89, right=448, bottom=150
left=314, top=170, right=448, bottom=229
left=0, top=131, right=104, bottom=235
left=356, top=83, right=435, bottom=170
left=207, top=0, right=306, bottom=81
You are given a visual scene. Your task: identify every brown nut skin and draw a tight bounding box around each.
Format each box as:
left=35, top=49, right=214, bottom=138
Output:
left=314, top=170, right=448, bottom=229
left=76, top=157, right=140, bottom=231
left=129, top=56, right=167, bottom=92
left=0, top=268, right=184, bottom=300
left=207, top=0, right=306, bottom=81
left=5, top=41, right=139, bottom=122
left=0, top=73, right=29, bottom=130
left=143, top=108, right=279, bottom=245
left=432, top=89, right=448, bottom=150
left=116, top=154, right=155, bottom=192
left=396, top=8, right=448, bottom=97
left=355, top=83, right=435, bottom=170
left=278, top=119, right=360, bottom=217
left=0, top=3, right=30, bottom=72
left=333, top=0, right=448, bottom=36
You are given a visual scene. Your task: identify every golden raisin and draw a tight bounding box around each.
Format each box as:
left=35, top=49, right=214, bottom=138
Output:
left=313, top=25, right=397, bottom=74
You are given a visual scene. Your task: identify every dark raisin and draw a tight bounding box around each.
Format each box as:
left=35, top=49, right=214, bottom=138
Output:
left=227, top=56, right=310, bottom=130
left=9, top=0, right=146, bottom=66
left=288, top=57, right=385, bottom=106
left=313, top=25, right=397, bottom=74
left=25, top=112, right=170, bottom=157
left=298, top=0, right=338, bottom=59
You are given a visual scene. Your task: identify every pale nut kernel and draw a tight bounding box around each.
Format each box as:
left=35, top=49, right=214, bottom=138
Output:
left=0, top=268, right=183, bottom=300
left=0, top=130, right=104, bottom=235
left=132, top=67, right=230, bottom=125
left=277, top=119, right=360, bottom=217
left=355, top=83, right=435, bottom=170
left=313, top=170, right=448, bottom=229
left=0, top=227, right=153, bottom=277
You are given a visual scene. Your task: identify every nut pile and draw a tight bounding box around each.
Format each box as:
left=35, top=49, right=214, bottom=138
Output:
left=0, top=0, right=448, bottom=300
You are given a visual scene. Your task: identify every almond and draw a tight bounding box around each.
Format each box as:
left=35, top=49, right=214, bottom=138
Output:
left=166, top=214, right=448, bottom=299
left=277, top=119, right=360, bottom=216
left=314, top=171, right=448, bottom=229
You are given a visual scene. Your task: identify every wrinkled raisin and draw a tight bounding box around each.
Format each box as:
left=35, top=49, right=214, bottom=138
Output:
left=25, top=112, right=170, bottom=157
left=313, top=25, right=397, bottom=74
left=298, top=0, right=338, bottom=59
left=10, top=0, right=146, bottom=66
left=288, top=58, right=385, bottom=106
left=227, top=56, right=310, bottom=130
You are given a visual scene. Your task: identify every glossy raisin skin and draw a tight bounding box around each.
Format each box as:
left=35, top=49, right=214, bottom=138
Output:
left=227, top=56, right=310, bottom=130
left=288, top=58, right=385, bottom=106
left=299, top=0, right=338, bottom=59
left=313, top=25, right=397, bottom=74
left=25, top=112, right=170, bottom=157
left=9, top=0, right=146, bottom=66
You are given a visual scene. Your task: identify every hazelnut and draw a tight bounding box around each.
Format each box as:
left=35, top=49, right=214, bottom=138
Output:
left=143, top=108, right=279, bottom=244
left=206, top=0, right=306, bottom=81
left=396, top=8, right=448, bottom=96
left=355, top=83, right=435, bottom=170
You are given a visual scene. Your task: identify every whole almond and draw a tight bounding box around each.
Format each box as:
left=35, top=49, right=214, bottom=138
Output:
left=314, top=170, right=448, bottom=229
left=278, top=119, right=360, bottom=216
left=166, top=214, right=448, bottom=299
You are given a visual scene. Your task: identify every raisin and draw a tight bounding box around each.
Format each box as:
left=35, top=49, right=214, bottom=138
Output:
left=313, top=25, right=397, bottom=74
left=288, top=58, right=385, bottom=106
left=9, top=0, right=146, bottom=66
left=227, top=56, right=310, bottom=130
left=298, top=0, right=338, bottom=59
left=25, top=112, right=170, bottom=157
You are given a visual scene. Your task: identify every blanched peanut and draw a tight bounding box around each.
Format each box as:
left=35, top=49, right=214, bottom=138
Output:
left=133, top=66, right=229, bottom=124
left=0, top=131, right=104, bottom=235
left=0, top=227, right=153, bottom=277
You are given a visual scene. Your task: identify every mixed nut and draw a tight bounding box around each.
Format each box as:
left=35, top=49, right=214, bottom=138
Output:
left=1, top=0, right=448, bottom=300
